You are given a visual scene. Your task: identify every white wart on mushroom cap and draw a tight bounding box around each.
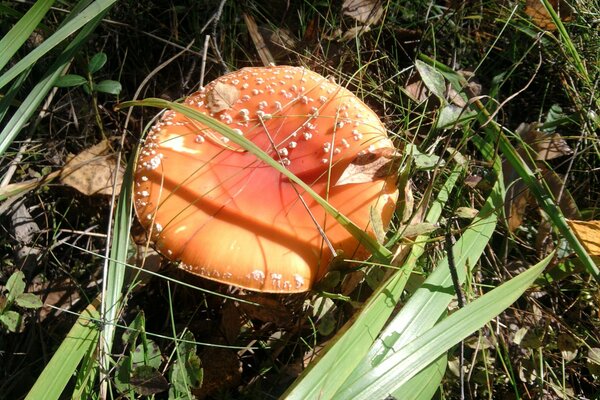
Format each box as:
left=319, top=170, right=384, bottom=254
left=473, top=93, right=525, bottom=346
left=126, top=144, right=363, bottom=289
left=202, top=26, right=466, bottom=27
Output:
left=134, top=65, right=398, bottom=293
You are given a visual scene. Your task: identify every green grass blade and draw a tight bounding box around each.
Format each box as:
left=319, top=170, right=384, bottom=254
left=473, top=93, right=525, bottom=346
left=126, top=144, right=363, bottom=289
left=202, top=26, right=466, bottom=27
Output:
left=0, top=3, right=109, bottom=157
left=25, top=299, right=100, bottom=400
left=0, top=0, right=55, bottom=72
left=0, top=0, right=117, bottom=90
left=119, top=98, right=391, bottom=259
left=340, top=168, right=500, bottom=398
left=334, top=253, right=552, bottom=400
left=419, top=54, right=600, bottom=280
left=100, top=145, right=135, bottom=370
left=280, top=166, right=462, bottom=400
left=394, top=353, right=447, bottom=400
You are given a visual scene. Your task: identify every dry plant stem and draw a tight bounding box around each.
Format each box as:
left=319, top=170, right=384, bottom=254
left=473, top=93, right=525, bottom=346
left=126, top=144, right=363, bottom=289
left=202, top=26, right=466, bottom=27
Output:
left=481, top=41, right=543, bottom=128
left=123, top=40, right=195, bottom=132
left=243, top=12, right=275, bottom=66
left=210, top=0, right=229, bottom=73
left=200, top=35, right=210, bottom=88
left=1, top=138, right=30, bottom=187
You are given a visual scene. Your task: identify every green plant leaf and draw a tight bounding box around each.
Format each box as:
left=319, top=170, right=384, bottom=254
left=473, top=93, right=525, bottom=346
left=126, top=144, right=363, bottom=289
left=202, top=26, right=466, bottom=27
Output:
left=0, top=1, right=112, bottom=157
left=0, top=0, right=54, bottom=72
left=415, top=60, right=446, bottom=101
left=15, top=293, right=43, bottom=309
left=391, top=353, right=447, bottom=399
left=0, top=0, right=118, bottom=91
left=54, top=74, right=87, bottom=87
left=25, top=298, right=100, bottom=400
left=6, top=271, right=26, bottom=302
left=171, top=353, right=203, bottom=393
left=87, top=51, right=107, bottom=74
left=281, top=166, right=462, bottom=400
left=115, top=355, right=133, bottom=394
left=123, top=310, right=145, bottom=347
left=0, top=310, right=21, bottom=332
left=94, top=79, right=122, bottom=95
left=130, top=365, right=168, bottom=396
left=334, top=253, right=552, bottom=399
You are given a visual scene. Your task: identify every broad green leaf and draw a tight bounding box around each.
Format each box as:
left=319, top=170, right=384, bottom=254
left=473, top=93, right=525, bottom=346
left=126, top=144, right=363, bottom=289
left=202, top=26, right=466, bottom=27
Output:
left=418, top=54, right=600, bottom=281
left=171, top=353, right=203, bottom=393
left=54, top=74, right=87, bottom=87
left=341, top=165, right=501, bottom=390
left=99, top=145, right=135, bottom=386
left=0, top=310, right=21, bottom=332
left=25, top=298, right=100, bottom=400
left=87, top=52, right=107, bottom=73
left=415, top=60, right=446, bottom=101
left=132, top=340, right=162, bottom=369
left=115, top=355, right=133, bottom=393
left=335, top=253, right=552, bottom=399
left=123, top=310, right=146, bottom=346
left=392, top=353, right=447, bottom=400
left=0, top=0, right=118, bottom=90
left=15, top=293, right=43, bottom=309
left=281, top=166, right=462, bottom=400
left=130, top=365, right=168, bottom=396
left=0, top=0, right=55, bottom=72
left=94, top=79, right=122, bottom=95
left=6, top=271, right=26, bottom=302
left=0, top=1, right=111, bottom=157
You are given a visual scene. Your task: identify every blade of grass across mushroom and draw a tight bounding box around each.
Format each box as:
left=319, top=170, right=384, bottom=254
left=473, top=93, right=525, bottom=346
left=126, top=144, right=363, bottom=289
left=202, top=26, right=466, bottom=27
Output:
left=419, top=54, right=600, bottom=280
left=333, top=253, right=552, bottom=400
left=280, top=164, right=462, bottom=400
left=118, top=98, right=392, bottom=260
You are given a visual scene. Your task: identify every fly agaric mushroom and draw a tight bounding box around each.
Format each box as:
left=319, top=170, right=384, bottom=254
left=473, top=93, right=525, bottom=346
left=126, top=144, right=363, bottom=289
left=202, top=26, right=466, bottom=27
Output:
left=134, top=65, right=398, bottom=293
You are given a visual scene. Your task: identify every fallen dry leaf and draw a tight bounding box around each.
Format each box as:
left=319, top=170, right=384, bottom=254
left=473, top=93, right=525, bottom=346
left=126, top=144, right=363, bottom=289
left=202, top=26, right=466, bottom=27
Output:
left=336, top=148, right=400, bottom=186
left=207, top=82, right=240, bottom=113
left=60, top=139, right=123, bottom=196
left=566, top=220, right=600, bottom=256
left=524, top=0, right=573, bottom=31
left=517, top=123, right=573, bottom=161
left=342, top=0, right=384, bottom=25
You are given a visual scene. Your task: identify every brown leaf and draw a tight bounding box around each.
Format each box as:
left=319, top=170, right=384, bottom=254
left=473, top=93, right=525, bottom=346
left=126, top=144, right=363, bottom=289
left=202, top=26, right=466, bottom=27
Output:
left=207, top=82, right=240, bottom=113
left=566, top=220, right=600, bottom=256
left=517, top=123, right=573, bottom=160
left=60, top=139, right=123, bottom=196
left=335, top=148, right=400, bottom=186
left=342, top=0, right=384, bottom=25
left=524, top=0, right=573, bottom=31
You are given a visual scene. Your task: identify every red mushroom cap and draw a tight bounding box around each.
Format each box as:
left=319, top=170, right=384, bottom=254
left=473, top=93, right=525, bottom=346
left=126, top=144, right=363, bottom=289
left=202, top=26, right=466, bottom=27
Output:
left=134, top=65, right=398, bottom=293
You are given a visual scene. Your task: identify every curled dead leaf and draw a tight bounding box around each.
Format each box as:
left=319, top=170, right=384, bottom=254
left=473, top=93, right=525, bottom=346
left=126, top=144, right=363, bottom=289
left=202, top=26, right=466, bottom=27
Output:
left=342, top=0, right=384, bottom=25
left=524, top=0, right=573, bottom=31
left=335, top=148, right=400, bottom=186
left=566, top=220, right=600, bottom=256
left=60, top=139, right=123, bottom=196
left=207, top=82, right=240, bottom=113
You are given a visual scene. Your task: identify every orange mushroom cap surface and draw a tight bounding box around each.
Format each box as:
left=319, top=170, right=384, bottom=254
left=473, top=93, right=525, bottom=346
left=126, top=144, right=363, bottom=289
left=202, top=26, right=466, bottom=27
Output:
left=134, top=65, right=398, bottom=293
